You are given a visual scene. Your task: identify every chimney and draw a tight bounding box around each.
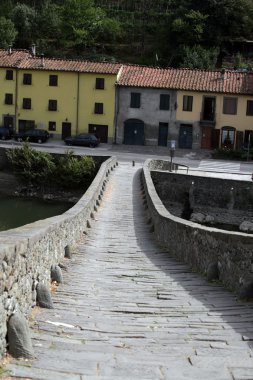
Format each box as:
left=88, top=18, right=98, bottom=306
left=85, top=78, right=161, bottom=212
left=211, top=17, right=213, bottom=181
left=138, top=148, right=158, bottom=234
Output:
left=8, top=45, right=12, bottom=55
left=221, top=68, right=225, bottom=80
left=31, top=44, right=36, bottom=57
left=41, top=53, right=45, bottom=67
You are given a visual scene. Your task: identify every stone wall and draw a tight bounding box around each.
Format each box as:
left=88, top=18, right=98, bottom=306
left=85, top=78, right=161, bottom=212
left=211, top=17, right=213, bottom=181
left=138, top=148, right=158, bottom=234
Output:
left=142, top=159, right=253, bottom=299
left=116, top=87, right=177, bottom=145
left=151, top=171, right=253, bottom=211
left=0, top=156, right=117, bottom=358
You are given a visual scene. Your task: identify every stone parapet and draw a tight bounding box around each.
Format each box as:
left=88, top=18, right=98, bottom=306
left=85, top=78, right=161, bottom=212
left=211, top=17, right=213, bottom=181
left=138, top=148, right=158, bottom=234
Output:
left=0, top=156, right=117, bottom=358
left=142, top=159, right=253, bottom=299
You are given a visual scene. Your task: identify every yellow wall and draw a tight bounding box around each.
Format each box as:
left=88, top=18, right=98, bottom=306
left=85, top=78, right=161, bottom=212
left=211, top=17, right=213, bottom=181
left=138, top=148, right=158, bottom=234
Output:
left=177, top=91, right=253, bottom=132
left=0, top=68, right=16, bottom=125
left=12, top=69, right=117, bottom=140
left=17, top=70, right=78, bottom=136
left=78, top=73, right=116, bottom=139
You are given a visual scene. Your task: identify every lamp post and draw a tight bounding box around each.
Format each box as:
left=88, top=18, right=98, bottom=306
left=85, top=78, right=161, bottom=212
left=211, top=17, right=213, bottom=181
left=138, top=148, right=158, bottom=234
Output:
left=170, top=140, right=176, bottom=171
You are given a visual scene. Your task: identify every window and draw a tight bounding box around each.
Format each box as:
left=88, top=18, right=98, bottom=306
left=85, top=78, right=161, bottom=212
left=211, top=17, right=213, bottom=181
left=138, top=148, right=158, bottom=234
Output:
left=183, top=95, right=193, bottom=111
left=5, top=93, right=13, bottom=105
left=160, top=94, right=170, bottom=110
left=94, top=102, right=103, bottom=114
left=23, top=98, right=31, bottom=109
left=246, top=100, right=253, bottom=116
left=49, top=75, right=58, bottom=86
left=223, top=97, right=237, bottom=115
left=6, top=70, right=13, bottom=80
left=221, top=127, right=235, bottom=148
left=48, top=99, right=57, bottom=111
left=23, top=73, right=32, bottom=85
left=130, top=92, right=141, bottom=108
left=95, top=78, right=104, bottom=89
left=48, top=121, right=56, bottom=131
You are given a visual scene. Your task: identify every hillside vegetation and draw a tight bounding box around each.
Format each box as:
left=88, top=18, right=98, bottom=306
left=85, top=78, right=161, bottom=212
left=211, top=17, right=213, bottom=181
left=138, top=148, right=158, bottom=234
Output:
left=0, top=0, right=253, bottom=68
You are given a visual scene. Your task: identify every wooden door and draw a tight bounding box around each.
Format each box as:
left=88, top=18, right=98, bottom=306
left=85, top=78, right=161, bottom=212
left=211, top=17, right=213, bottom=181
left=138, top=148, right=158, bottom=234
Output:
left=201, top=126, right=212, bottom=149
left=236, top=131, right=243, bottom=149
left=88, top=124, right=108, bottom=143
left=211, top=129, right=220, bottom=149
left=61, top=122, right=71, bottom=140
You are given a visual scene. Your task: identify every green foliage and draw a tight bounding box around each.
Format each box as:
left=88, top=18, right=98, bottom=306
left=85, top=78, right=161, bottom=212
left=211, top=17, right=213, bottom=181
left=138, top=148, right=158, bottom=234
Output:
left=6, top=143, right=96, bottom=190
left=212, top=147, right=252, bottom=160
left=11, top=3, right=35, bottom=47
left=0, top=16, right=17, bottom=48
left=54, top=150, right=96, bottom=188
left=6, top=142, right=56, bottom=185
left=0, top=0, right=252, bottom=67
left=61, top=0, right=121, bottom=51
left=180, top=45, right=219, bottom=69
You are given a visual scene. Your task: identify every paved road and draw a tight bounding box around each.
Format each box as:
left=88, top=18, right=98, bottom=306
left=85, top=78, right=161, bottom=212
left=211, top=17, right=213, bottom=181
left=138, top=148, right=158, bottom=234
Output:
left=2, top=139, right=253, bottom=173
left=5, top=162, right=253, bottom=379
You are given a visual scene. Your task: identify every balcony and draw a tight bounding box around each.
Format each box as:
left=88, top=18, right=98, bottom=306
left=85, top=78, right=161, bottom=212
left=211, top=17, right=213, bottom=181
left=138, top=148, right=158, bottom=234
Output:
left=200, top=112, right=216, bottom=126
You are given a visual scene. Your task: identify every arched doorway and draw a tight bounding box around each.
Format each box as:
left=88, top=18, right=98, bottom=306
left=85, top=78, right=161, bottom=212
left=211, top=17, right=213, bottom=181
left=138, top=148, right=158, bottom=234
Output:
left=124, top=119, right=144, bottom=145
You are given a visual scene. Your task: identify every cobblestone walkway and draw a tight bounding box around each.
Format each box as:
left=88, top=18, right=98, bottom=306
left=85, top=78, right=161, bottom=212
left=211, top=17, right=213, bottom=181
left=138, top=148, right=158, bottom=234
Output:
left=5, top=163, right=253, bottom=380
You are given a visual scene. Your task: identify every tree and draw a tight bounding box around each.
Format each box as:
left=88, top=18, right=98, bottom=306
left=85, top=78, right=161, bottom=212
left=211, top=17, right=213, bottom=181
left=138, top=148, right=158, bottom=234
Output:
left=33, top=1, right=62, bottom=53
left=180, top=45, right=219, bottom=69
left=0, top=17, right=17, bottom=48
left=61, top=0, right=121, bottom=52
left=11, top=3, right=35, bottom=48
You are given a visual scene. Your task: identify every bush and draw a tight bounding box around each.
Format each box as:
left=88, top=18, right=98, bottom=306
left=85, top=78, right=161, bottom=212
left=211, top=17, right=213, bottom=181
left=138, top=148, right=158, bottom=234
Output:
left=6, top=143, right=96, bottom=189
left=211, top=147, right=252, bottom=160
left=54, top=150, right=96, bottom=189
left=6, top=142, right=56, bottom=185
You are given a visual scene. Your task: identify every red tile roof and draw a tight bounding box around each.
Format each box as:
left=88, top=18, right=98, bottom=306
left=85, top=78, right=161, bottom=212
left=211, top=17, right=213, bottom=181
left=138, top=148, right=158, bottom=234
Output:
left=0, top=49, right=121, bottom=74
left=0, top=49, right=30, bottom=67
left=117, top=65, right=253, bottom=95
left=18, top=56, right=122, bottom=74
left=0, top=49, right=253, bottom=95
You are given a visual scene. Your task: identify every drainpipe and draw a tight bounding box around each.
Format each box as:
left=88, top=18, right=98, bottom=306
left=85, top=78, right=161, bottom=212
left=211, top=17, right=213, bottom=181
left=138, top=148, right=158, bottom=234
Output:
left=76, top=72, right=80, bottom=135
left=113, top=84, right=119, bottom=144
left=15, top=69, right=18, bottom=133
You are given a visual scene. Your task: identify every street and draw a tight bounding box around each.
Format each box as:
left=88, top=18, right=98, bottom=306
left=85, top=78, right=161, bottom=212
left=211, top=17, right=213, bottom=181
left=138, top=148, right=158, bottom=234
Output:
left=1, top=139, right=253, bottom=174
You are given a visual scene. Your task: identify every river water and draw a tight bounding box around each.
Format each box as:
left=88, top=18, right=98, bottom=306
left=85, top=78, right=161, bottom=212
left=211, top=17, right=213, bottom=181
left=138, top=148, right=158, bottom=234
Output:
left=0, top=196, right=71, bottom=231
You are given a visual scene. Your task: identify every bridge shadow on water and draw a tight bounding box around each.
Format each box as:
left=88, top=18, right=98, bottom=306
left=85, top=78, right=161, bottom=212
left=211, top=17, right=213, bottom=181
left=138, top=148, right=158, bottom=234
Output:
left=131, top=168, right=253, bottom=349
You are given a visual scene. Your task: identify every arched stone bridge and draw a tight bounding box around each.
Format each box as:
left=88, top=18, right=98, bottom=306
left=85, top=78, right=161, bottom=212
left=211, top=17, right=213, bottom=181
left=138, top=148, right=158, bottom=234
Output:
left=2, top=159, right=253, bottom=380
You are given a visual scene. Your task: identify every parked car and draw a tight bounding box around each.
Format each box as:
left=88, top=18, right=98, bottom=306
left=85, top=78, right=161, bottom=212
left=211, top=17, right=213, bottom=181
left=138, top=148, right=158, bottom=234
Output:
left=64, top=133, right=100, bottom=147
left=0, top=126, right=13, bottom=140
left=14, top=129, right=50, bottom=143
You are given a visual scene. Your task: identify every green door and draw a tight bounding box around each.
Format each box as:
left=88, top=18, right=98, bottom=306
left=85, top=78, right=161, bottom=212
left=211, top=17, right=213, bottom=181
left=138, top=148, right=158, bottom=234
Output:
left=158, top=122, right=168, bottom=146
left=179, top=124, right=193, bottom=149
left=124, top=119, right=144, bottom=145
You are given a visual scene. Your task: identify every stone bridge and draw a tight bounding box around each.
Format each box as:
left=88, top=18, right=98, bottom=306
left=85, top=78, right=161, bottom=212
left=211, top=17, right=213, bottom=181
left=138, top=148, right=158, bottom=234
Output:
left=1, top=158, right=253, bottom=379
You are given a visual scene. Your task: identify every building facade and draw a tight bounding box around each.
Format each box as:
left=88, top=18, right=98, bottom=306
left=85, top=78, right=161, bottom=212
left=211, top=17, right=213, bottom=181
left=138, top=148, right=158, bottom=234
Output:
left=1, top=48, right=253, bottom=150
left=117, top=66, right=253, bottom=150
left=0, top=49, right=120, bottom=143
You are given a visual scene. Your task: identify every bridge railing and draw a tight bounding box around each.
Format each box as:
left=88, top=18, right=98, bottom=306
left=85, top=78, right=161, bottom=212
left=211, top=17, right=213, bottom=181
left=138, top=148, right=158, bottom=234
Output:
left=0, top=156, right=117, bottom=359
left=142, top=158, right=253, bottom=299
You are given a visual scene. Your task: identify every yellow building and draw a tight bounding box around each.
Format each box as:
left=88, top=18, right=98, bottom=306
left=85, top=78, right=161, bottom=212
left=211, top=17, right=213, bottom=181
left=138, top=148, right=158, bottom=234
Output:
left=173, top=70, right=253, bottom=150
left=0, top=49, right=121, bottom=143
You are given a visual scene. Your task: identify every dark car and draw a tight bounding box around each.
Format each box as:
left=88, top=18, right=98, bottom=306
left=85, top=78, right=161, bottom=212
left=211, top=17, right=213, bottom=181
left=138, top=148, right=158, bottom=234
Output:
left=64, top=133, right=100, bottom=148
left=14, top=129, right=50, bottom=143
left=0, top=126, right=13, bottom=140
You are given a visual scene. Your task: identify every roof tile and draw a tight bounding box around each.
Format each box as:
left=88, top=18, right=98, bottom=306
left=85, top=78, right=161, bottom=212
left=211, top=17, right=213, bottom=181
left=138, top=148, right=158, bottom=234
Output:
left=117, top=65, right=253, bottom=95
left=0, top=49, right=252, bottom=95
